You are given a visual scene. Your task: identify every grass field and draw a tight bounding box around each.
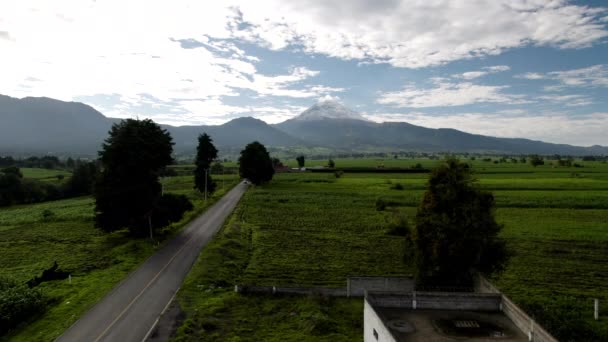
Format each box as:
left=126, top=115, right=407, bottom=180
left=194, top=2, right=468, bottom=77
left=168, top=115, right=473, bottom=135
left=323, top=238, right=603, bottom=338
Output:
left=0, top=174, right=239, bottom=341
left=19, top=168, right=72, bottom=184
left=174, top=158, right=608, bottom=341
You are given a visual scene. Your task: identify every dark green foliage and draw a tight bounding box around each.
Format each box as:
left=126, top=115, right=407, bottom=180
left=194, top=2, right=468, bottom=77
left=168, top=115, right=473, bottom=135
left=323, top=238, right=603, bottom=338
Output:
left=152, top=194, right=194, bottom=228
left=390, top=183, right=404, bottom=190
left=210, top=162, right=224, bottom=174
left=94, top=119, right=174, bottom=236
left=0, top=167, right=64, bottom=206
left=26, top=261, right=70, bottom=288
left=328, top=159, right=335, bottom=168
left=271, top=157, right=283, bottom=169
left=238, top=141, right=274, bottom=185
left=529, top=155, right=544, bottom=167
left=414, top=158, right=509, bottom=286
left=296, top=155, right=305, bottom=168
left=194, top=133, right=218, bottom=194
left=64, top=162, right=97, bottom=197
left=334, top=170, right=343, bottom=178
left=386, top=210, right=411, bottom=237
left=375, top=198, right=386, bottom=211
left=0, top=276, right=47, bottom=335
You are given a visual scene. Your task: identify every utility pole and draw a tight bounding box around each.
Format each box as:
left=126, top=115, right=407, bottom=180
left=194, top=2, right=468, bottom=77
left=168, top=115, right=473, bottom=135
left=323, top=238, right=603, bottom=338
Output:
left=148, top=214, right=153, bottom=241
left=204, top=168, right=208, bottom=202
left=222, top=166, right=225, bottom=190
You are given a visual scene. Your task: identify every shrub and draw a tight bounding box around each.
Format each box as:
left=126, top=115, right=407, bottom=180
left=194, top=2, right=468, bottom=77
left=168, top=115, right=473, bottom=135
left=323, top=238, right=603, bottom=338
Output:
left=375, top=198, right=386, bottom=211
left=390, top=183, right=404, bottom=190
left=0, top=276, right=47, bottom=335
left=386, top=210, right=410, bottom=236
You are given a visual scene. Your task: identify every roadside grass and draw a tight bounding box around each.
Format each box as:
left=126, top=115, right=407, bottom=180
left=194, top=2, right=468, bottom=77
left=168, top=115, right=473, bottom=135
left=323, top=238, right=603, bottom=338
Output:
left=174, top=161, right=608, bottom=341
left=0, top=173, right=239, bottom=342
left=175, top=209, right=363, bottom=342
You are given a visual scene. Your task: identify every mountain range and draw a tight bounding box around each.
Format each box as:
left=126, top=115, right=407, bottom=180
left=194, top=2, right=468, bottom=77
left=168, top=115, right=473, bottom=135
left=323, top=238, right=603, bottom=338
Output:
left=0, top=94, right=605, bottom=156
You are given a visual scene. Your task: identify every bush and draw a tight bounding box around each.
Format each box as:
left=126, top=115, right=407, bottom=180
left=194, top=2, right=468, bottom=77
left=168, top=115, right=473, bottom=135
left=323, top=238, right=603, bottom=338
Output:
left=375, top=198, right=386, bottom=211
left=0, top=276, right=47, bottom=335
left=152, top=194, right=194, bottom=228
left=386, top=210, right=410, bottom=236
left=390, top=183, right=404, bottom=190
left=334, top=171, right=343, bottom=178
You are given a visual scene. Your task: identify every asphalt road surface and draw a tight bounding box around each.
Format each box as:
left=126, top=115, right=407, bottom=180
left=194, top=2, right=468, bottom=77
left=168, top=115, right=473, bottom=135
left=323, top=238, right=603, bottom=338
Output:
left=56, top=182, right=248, bottom=342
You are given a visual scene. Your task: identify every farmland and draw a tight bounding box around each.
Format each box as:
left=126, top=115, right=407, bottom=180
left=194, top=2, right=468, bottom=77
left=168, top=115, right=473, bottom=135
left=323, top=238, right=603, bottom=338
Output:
left=174, top=158, right=608, bottom=341
left=0, top=173, right=239, bottom=342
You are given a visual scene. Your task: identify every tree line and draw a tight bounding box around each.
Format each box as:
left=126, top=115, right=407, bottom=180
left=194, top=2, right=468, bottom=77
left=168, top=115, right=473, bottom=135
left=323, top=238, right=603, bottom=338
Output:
left=0, top=162, right=97, bottom=207
left=94, top=119, right=275, bottom=237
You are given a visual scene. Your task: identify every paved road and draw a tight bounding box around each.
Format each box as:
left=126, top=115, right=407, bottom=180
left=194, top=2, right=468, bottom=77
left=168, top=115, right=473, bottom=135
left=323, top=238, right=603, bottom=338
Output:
left=56, top=182, right=248, bottom=342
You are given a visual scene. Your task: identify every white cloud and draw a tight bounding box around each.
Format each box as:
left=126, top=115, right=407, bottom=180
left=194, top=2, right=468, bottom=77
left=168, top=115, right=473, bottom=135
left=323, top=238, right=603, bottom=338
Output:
left=517, top=65, right=608, bottom=90
left=454, top=71, right=489, bottom=80
left=484, top=65, right=511, bottom=72
left=232, top=0, right=608, bottom=68
left=517, top=72, right=546, bottom=80
left=377, top=81, right=529, bottom=108
left=453, top=65, right=511, bottom=79
left=364, top=112, right=608, bottom=146
left=537, top=94, right=593, bottom=107
left=317, top=94, right=340, bottom=103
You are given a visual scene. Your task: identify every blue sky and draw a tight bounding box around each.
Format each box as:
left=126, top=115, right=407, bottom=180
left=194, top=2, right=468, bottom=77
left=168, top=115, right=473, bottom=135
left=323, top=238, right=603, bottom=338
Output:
left=1, top=0, right=607, bottom=145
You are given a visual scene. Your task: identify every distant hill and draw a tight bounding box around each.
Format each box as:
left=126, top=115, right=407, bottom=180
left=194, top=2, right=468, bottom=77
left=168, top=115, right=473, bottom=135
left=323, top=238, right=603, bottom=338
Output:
left=0, top=95, right=301, bottom=155
left=275, top=100, right=607, bottom=155
left=0, top=94, right=605, bottom=156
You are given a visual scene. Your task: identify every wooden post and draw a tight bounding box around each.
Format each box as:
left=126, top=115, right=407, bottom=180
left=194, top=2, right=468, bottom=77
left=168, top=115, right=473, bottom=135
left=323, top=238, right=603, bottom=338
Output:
left=347, top=278, right=351, bottom=298
left=595, top=299, right=599, bottom=321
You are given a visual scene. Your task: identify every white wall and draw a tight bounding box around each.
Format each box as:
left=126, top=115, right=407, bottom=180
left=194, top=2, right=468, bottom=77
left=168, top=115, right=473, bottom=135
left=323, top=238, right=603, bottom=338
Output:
left=364, top=299, right=397, bottom=342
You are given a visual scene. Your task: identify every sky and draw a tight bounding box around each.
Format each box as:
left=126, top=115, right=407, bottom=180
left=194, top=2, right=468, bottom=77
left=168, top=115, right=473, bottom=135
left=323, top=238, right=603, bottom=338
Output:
left=1, top=0, right=607, bottom=146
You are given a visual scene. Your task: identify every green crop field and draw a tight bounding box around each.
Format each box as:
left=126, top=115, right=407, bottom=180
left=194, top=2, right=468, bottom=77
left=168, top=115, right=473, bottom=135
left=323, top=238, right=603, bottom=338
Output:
left=174, top=158, right=608, bottom=341
left=19, top=168, right=72, bottom=184
left=0, top=174, right=239, bottom=342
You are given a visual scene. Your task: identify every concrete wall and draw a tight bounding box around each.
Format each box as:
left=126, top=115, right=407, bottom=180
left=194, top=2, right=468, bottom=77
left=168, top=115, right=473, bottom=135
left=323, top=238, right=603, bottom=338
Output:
left=235, top=285, right=346, bottom=297
left=364, top=299, right=397, bottom=342
left=366, top=292, right=502, bottom=311
left=348, top=276, right=415, bottom=297
left=474, top=275, right=558, bottom=342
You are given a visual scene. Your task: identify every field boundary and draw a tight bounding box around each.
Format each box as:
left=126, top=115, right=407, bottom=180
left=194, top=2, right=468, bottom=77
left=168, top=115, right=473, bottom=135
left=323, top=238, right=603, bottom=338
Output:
left=474, top=274, right=558, bottom=342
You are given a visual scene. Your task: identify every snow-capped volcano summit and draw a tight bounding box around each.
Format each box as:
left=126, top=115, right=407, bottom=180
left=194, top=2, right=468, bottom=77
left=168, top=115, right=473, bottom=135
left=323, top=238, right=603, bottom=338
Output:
left=292, top=100, right=369, bottom=121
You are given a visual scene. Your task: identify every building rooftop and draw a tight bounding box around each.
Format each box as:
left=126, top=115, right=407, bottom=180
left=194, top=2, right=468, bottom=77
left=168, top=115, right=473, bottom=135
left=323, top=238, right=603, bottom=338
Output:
left=374, top=307, right=529, bottom=342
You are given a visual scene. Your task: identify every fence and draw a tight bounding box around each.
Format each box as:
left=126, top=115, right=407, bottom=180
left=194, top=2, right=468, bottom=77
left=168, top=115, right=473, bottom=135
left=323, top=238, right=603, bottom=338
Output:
left=474, top=274, right=558, bottom=342
left=347, top=276, right=414, bottom=297
left=366, top=291, right=502, bottom=311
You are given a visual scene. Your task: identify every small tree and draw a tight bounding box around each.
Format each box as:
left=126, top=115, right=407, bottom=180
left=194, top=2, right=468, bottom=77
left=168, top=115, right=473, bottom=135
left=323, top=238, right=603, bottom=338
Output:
left=194, top=133, right=218, bottom=195
left=272, top=157, right=283, bottom=169
left=328, top=159, right=335, bottom=168
left=64, top=162, right=97, bottom=196
left=296, top=155, right=305, bottom=168
left=413, top=158, right=508, bottom=287
left=529, top=155, right=544, bottom=167
left=239, top=141, right=274, bottom=185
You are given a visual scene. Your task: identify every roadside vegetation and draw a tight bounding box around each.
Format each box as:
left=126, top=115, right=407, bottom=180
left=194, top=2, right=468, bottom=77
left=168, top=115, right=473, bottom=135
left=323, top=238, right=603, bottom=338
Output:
left=174, top=157, right=608, bottom=341
left=0, top=173, right=239, bottom=341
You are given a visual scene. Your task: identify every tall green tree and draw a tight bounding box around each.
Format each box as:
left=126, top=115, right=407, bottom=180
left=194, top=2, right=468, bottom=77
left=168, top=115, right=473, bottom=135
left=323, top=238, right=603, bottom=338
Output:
left=296, top=155, right=305, bottom=168
left=238, top=141, right=274, bottom=185
left=194, top=133, right=218, bottom=195
left=94, top=119, right=176, bottom=236
left=413, top=158, right=508, bottom=287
